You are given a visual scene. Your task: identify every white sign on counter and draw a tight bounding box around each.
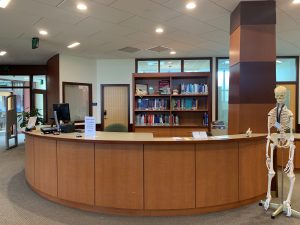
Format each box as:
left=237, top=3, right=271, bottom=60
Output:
left=85, top=116, right=96, bottom=137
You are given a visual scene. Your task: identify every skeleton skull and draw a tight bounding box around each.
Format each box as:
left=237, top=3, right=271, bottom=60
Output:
left=274, top=86, right=287, bottom=105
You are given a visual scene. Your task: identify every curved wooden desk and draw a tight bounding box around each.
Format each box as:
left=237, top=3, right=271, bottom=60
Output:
left=24, top=131, right=270, bottom=216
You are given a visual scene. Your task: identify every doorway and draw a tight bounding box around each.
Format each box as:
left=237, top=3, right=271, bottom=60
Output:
left=101, top=84, right=130, bottom=130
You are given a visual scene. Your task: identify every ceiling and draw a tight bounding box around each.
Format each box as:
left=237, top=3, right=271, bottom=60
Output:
left=0, top=0, right=300, bottom=64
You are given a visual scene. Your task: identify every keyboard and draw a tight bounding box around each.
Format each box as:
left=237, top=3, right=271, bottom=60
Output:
left=40, top=127, right=59, bottom=134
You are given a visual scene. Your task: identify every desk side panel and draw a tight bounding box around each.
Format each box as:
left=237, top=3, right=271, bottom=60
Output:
left=196, top=142, right=239, bottom=207
left=34, top=137, right=57, bottom=197
left=95, top=144, right=143, bottom=209
left=239, top=140, right=267, bottom=200
left=25, top=135, right=35, bottom=185
left=144, top=144, right=195, bottom=209
left=57, top=141, right=95, bottom=205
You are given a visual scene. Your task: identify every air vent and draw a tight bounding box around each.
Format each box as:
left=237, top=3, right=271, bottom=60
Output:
left=148, top=45, right=170, bottom=52
left=118, top=46, right=140, bottom=53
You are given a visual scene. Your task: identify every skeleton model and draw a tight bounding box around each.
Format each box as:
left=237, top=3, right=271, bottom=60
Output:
left=260, top=86, right=299, bottom=218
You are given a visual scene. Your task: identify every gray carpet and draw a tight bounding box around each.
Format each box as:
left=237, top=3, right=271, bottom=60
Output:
left=0, top=138, right=299, bottom=225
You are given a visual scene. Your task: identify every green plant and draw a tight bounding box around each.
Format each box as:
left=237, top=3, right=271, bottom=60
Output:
left=17, top=108, right=44, bottom=128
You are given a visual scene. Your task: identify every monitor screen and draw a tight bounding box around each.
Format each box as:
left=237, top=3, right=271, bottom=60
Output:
left=53, top=103, right=71, bottom=122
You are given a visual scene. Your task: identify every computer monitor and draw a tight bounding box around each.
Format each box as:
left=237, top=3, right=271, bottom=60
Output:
left=53, top=103, right=71, bottom=122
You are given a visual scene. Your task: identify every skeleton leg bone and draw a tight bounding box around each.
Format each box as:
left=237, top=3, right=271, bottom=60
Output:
left=264, top=143, right=276, bottom=211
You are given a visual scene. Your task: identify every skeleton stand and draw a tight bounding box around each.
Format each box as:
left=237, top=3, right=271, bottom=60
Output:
left=259, top=145, right=300, bottom=219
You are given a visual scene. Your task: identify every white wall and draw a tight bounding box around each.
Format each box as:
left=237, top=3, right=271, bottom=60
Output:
left=97, top=59, right=135, bottom=123
left=59, top=54, right=98, bottom=121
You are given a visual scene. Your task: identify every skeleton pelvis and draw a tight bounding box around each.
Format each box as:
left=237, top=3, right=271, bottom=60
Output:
left=270, top=133, right=291, bottom=148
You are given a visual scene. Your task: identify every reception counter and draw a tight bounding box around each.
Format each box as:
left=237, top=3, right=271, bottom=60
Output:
left=24, top=131, right=274, bottom=216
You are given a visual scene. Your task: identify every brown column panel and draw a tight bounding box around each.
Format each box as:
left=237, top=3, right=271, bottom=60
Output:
left=229, top=62, right=276, bottom=104
left=230, top=1, right=276, bottom=34
left=228, top=103, right=274, bottom=134
left=240, top=25, right=276, bottom=62
left=47, top=54, right=59, bottom=122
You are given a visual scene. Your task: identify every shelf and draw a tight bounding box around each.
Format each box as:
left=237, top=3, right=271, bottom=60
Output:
left=135, top=124, right=208, bottom=128
left=133, top=72, right=211, bottom=136
left=171, top=94, right=208, bottom=97
left=135, top=94, right=170, bottom=97
left=135, top=109, right=170, bottom=112
left=172, top=109, right=208, bottom=112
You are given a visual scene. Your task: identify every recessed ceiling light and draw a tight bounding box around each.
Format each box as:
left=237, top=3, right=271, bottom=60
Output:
left=0, top=0, right=11, bottom=8
left=186, top=2, right=196, bottom=9
left=293, top=0, right=300, bottom=4
left=39, top=30, right=48, bottom=35
left=0, top=51, right=7, bottom=56
left=155, top=27, right=164, bottom=33
left=170, top=51, right=176, bottom=55
left=67, top=42, right=80, bottom=48
left=77, top=3, right=87, bottom=10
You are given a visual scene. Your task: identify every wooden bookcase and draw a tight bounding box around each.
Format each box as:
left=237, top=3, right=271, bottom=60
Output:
left=133, top=72, right=212, bottom=137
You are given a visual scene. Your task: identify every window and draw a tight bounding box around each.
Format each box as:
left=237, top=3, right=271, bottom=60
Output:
left=0, top=75, right=30, bottom=87
left=33, top=75, right=46, bottom=90
left=160, top=60, right=181, bottom=72
left=137, top=60, right=159, bottom=73
left=217, top=58, right=230, bottom=126
left=63, top=82, right=92, bottom=122
left=276, top=58, right=297, bottom=82
left=184, top=59, right=210, bottom=72
left=136, top=58, right=212, bottom=73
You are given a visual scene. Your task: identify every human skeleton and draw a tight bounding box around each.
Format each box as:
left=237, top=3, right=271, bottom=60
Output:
left=263, top=86, right=298, bottom=217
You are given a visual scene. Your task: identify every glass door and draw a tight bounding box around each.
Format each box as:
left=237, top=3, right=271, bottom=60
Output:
left=33, top=91, right=46, bottom=122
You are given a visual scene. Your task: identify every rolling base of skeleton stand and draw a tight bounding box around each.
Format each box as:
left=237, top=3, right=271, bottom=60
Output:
left=259, top=200, right=300, bottom=219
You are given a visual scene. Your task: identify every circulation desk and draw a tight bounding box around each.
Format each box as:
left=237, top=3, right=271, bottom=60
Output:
left=24, top=131, right=270, bottom=216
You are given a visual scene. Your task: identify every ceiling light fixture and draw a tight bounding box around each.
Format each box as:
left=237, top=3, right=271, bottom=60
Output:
left=77, top=3, right=87, bottom=10
left=67, top=42, right=80, bottom=48
left=39, top=30, right=48, bottom=35
left=170, top=51, right=176, bottom=55
left=155, top=27, right=164, bottom=33
left=0, top=51, right=7, bottom=56
left=186, top=2, right=196, bottom=9
left=0, top=0, right=11, bottom=8
left=293, top=0, right=300, bottom=4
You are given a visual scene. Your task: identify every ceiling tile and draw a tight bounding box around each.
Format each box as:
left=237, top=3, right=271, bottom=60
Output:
left=165, top=15, right=216, bottom=35
left=120, top=16, right=176, bottom=34
left=32, top=0, right=64, bottom=6
left=10, top=0, right=85, bottom=24
left=111, top=0, right=181, bottom=22
left=198, top=30, right=230, bottom=44
left=58, top=0, right=134, bottom=24
left=162, top=0, right=229, bottom=21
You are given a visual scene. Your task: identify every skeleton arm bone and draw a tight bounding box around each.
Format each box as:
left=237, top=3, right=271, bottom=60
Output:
left=266, top=115, right=271, bottom=169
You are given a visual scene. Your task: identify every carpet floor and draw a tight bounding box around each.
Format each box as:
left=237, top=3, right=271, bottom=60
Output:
left=0, top=137, right=299, bottom=225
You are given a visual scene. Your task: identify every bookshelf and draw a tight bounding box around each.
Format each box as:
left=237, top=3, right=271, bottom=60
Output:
left=133, top=72, right=212, bottom=137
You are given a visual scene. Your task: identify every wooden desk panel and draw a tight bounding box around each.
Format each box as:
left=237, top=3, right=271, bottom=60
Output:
left=34, top=137, right=57, bottom=197
left=95, top=144, right=143, bottom=209
left=239, top=140, right=267, bottom=201
left=57, top=141, right=95, bottom=205
left=144, top=144, right=195, bottom=209
left=196, top=143, right=239, bottom=207
left=25, top=135, right=34, bottom=185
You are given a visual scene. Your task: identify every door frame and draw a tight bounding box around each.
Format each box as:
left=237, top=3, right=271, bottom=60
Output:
left=101, top=84, right=130, bottom=131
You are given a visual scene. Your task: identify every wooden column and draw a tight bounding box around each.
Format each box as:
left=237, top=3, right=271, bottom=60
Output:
left=228, top=1, right=276, bottom=134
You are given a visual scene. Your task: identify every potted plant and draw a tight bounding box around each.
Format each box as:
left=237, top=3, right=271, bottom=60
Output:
left=17, top=108, right=44, bottom=128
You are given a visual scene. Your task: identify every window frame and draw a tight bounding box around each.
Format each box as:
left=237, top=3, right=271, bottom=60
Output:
left=135, top=57, right=212, bottom=73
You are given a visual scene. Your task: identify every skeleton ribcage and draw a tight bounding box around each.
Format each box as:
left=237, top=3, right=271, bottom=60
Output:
left=268, top=107, right=292, bottom=133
